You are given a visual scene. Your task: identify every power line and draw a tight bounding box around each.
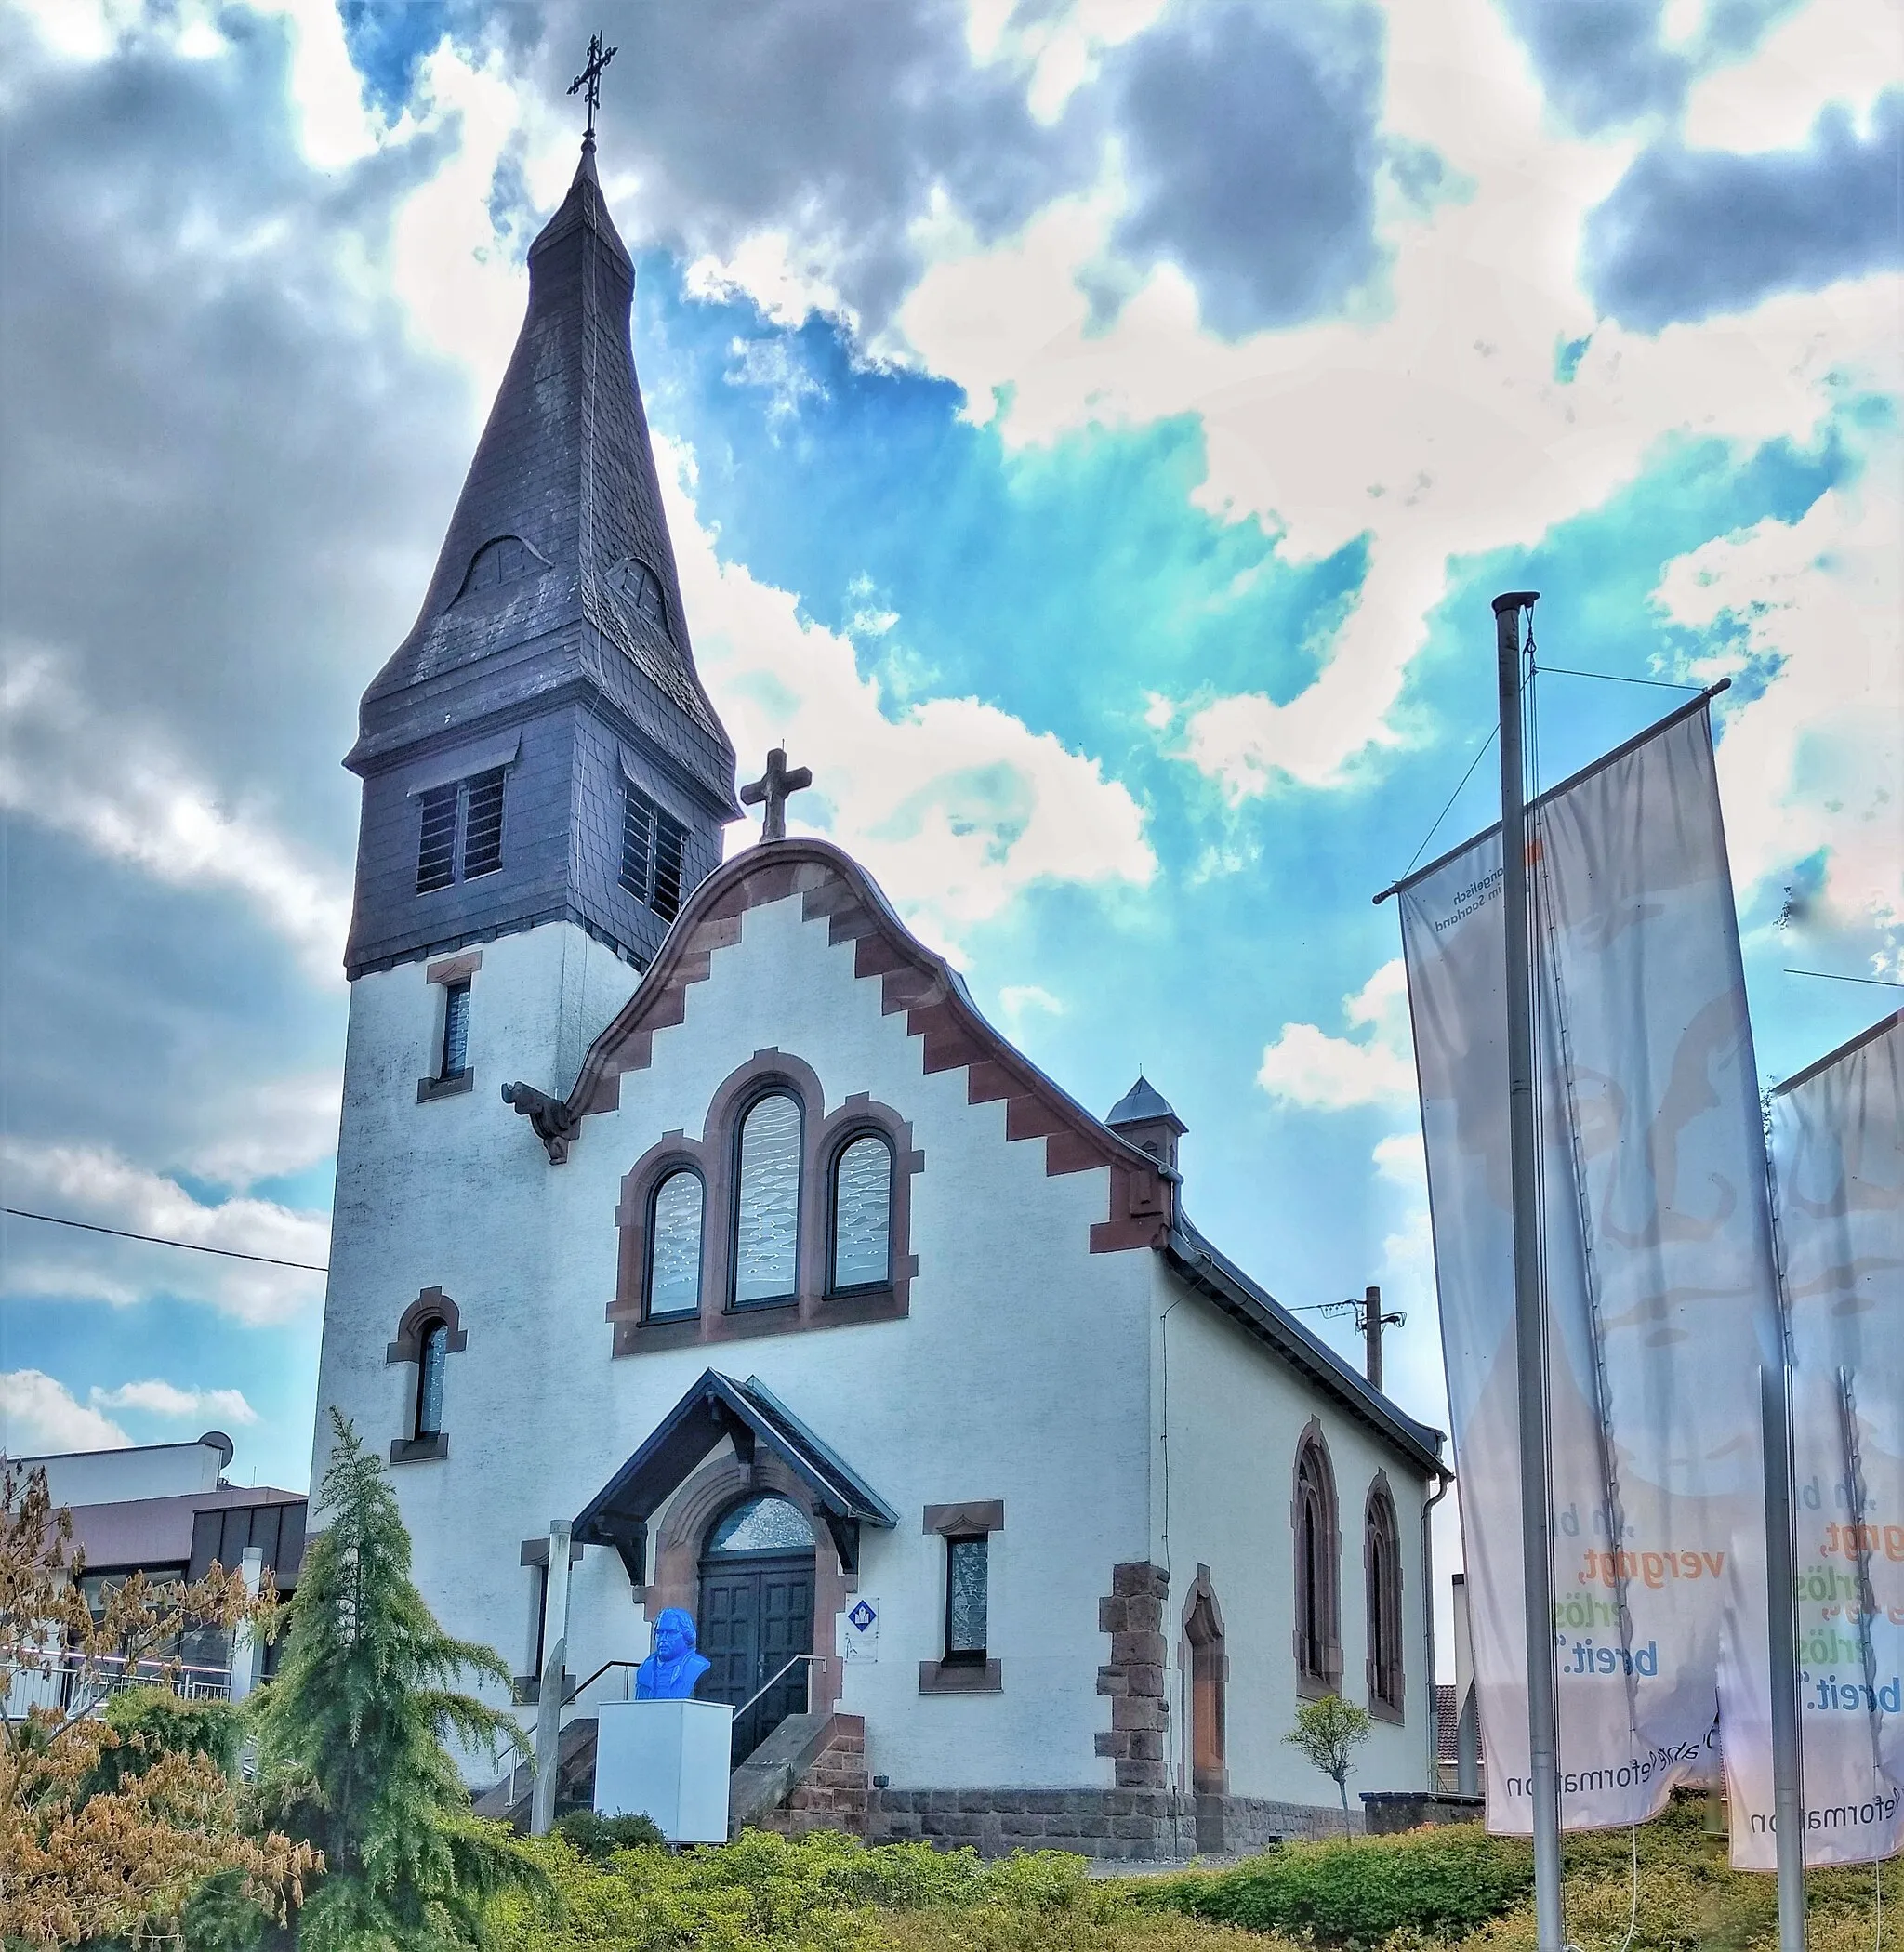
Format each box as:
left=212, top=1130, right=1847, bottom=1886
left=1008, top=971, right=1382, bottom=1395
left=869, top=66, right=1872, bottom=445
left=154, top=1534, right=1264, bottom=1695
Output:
left=1536, top=664, right=1705, bottom=693
left=1783, top=969, right=1904, bottom=991
left=1, top=1207, right=329, bottom=1273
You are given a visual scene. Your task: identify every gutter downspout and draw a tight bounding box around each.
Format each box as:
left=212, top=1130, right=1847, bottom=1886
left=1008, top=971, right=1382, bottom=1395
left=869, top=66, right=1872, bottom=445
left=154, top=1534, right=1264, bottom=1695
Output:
left=1422, top=1469, right=1450, bottom=1787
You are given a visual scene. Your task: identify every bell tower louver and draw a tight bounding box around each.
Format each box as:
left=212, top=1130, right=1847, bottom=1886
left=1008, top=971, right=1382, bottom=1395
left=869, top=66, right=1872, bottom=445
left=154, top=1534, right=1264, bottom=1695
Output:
left=342, top=138, right=738, bottom=979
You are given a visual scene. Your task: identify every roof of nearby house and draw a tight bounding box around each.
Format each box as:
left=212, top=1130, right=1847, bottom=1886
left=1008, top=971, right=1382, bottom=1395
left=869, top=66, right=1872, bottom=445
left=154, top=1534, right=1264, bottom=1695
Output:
left=60, top=1487, right=306, bottom=1583
left=1435, top=1682, right=1461, bottom=1763
left=1163, top=1215, right=1447, bottom=1477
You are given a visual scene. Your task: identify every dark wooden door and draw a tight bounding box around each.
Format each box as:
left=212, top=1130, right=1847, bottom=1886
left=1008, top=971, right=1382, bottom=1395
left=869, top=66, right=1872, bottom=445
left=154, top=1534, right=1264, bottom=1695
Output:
left=697, top=1552, right=813, bottom=1761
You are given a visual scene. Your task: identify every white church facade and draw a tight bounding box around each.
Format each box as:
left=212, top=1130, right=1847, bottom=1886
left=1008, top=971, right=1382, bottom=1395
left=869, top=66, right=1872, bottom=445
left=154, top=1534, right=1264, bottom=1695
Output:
left=311, top=134, right=1448, bottom=1859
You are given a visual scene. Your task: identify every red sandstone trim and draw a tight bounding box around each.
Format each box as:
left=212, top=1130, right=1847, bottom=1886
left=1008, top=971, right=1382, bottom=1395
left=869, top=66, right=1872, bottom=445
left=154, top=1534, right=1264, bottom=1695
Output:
left=545, top=839, right=1168, bottom=1252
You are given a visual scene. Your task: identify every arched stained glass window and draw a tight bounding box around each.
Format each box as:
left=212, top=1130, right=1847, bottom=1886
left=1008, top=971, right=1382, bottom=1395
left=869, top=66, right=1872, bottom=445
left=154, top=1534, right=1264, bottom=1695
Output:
left=416, top=1321, right=448, bottom=1440
left=1367, top=1484, right=1404, bottom=1713
left=646, top=1169, right=704, bottom=1319
left=1294, top=1433, right=1340, bottom=1690
left=829, top=1133, right=892, bottom=1290
left=706, top=1495, right=813, bottom=1556
left=733, top=1093, right=802, bottom=1305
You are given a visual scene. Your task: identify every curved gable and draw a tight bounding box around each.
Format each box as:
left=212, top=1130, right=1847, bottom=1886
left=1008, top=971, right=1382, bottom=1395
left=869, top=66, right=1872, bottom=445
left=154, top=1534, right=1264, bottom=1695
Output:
left=506, top=838, right=1171, bottom=1252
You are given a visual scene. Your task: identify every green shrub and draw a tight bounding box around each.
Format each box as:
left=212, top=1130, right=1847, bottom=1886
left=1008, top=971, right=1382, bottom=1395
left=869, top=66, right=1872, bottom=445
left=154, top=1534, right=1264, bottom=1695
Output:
left=81, top=1682, right=245, bottom=1795
left=554, top=1808, right=668, bottom=1858
left=1147, top=1823, right=1534, bottom=1945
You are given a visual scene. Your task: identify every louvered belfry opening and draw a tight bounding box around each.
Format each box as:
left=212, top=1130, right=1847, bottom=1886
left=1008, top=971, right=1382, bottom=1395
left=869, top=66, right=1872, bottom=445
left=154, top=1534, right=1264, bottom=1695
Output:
left=342, top=134, right=740, bottom=982
left=620, top=784, right=687, bottom=923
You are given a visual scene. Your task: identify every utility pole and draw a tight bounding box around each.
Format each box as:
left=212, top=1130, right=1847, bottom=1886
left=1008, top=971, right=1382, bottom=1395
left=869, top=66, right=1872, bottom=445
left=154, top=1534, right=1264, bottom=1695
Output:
left=1495, top=589, right=1564, bottom=1952
left=1354, top=1285, right=1405, bottom=1392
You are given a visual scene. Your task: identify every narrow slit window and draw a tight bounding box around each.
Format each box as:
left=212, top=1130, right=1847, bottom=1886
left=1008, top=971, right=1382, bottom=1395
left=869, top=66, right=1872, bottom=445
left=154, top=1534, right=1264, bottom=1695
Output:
left=416, top=785, right=458, bottom=893
left=416, top=1320, right=448, bottom=1440
left=830, top=1133, right=892, bottom=1290
left=646, top=1169, right=704, bottom=1319
left=945, top=1536, right=988, bottom=1661
left=440, top=982, right=471, bottom=1079
left=461, top=768, right=505, bottom=878
left=733, top=1092, right=801, bottom=1305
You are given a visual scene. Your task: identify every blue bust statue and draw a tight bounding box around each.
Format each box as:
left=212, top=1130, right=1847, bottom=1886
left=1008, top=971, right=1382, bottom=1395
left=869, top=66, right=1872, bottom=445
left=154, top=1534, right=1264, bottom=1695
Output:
left=634, top=1606, right=711, bottom=1700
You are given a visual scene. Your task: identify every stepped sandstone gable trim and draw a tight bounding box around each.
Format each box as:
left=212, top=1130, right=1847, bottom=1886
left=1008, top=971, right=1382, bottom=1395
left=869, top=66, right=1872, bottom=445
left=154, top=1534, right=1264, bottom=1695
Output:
left=505, top=838, right=1171, bottom=1254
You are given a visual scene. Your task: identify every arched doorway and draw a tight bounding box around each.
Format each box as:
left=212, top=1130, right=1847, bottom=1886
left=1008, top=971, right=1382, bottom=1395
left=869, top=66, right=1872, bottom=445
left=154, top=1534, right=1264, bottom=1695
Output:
left=697, top=1494, right=815, bottom=1762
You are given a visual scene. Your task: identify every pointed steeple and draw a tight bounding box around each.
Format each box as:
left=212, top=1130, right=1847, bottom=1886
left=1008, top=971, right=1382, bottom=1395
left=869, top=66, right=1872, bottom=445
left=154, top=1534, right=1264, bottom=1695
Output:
left=343, top=144, right=739, bottom=979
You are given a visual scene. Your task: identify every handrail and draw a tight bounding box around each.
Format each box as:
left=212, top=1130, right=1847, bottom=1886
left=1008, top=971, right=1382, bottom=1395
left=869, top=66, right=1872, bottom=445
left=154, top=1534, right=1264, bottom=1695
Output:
left=569, top=1658, right=641, bottom=1702
left=551, top=1650, right=817, bottom=1723
left=734, top=1652, right=817, bottom=1721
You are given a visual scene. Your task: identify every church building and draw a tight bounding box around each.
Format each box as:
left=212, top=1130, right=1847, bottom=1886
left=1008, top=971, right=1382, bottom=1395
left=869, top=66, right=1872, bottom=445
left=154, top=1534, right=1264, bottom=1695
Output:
left=311, top=130, right=1448, bottom=1859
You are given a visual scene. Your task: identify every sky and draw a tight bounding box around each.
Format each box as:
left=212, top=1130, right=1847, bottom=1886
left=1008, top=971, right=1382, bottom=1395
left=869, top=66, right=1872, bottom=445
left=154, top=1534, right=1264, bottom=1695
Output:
left=0, top=0, right=1898, bottom=1659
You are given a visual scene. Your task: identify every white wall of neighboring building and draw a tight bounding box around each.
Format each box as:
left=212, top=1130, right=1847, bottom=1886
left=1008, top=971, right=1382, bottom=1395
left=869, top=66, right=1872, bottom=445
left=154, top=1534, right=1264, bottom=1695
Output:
left=10, top=1440, right=226, bottom=1508
left=313, top=891, right=1158, bottom=1790
left=1148, top=1260, right=1435, bottom=1805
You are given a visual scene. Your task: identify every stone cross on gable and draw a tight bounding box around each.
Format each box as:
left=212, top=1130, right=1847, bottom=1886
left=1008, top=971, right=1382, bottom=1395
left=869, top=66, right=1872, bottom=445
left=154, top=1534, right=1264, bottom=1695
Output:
left=740, top=747, right=813, bottom=843
left=568, top=32, right=617, bottom=141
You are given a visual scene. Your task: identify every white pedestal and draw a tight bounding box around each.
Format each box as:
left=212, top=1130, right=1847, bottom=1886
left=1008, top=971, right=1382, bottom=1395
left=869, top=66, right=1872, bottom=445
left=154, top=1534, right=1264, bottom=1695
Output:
left=592, top=1698, right=734, bottom=1844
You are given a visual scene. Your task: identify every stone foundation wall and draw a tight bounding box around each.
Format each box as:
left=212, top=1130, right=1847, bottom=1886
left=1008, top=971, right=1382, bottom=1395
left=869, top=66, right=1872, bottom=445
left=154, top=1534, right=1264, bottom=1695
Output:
left=757, top=1715, right=869, bottom=1839
left=866, top=1786, right=1355, bottom=1860
left=1360, top=1790, right=1482, bottom=1835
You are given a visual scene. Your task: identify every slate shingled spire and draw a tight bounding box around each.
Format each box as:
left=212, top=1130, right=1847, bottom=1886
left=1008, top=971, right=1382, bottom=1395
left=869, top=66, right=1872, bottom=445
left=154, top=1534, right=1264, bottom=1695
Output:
left=343, top=141, right=739, bottom=979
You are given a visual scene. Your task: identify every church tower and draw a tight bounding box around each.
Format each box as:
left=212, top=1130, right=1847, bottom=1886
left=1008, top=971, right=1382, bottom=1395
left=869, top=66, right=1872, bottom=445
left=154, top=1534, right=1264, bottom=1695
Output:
left=342, top=135, right=737, bottom=987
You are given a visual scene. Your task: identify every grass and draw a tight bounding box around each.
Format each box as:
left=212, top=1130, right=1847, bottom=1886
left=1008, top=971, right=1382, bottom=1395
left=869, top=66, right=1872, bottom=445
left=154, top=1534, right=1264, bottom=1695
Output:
left=483, top=1794, right=1899, bottom=1951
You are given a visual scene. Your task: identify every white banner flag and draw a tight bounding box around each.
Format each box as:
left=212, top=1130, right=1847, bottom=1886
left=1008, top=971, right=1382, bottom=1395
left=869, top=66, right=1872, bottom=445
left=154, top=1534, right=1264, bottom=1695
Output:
left=1724, top=1011, right=1904, bottom=1868
left=1399, top=700, right=1781, bottom=1833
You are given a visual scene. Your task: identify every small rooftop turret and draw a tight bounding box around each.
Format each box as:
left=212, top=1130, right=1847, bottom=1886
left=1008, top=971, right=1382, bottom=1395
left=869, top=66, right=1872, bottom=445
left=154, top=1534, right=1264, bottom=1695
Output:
left=1106, top=1075, right=1186, bottom=1173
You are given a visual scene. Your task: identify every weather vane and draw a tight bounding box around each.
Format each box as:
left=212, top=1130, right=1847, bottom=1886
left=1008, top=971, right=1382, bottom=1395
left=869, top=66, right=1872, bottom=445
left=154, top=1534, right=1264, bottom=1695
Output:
left=568, top=32, right=617, bottom=142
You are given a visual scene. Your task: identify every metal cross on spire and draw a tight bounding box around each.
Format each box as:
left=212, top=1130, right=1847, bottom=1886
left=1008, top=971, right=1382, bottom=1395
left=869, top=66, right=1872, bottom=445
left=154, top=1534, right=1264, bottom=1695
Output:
left=568, top=31, right=617, bottom=142
left=740, top=747, right=813, bottom=843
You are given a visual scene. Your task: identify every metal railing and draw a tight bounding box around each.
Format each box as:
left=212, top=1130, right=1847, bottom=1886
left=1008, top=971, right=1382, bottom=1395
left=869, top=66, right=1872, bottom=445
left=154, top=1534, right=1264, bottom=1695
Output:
left=4, top=1650, right=232, bottom=1720
left=734, top=1653, right=818, bottom=1721
left=558, top=1651, right=818, bottom=1722
left=570, top=1658, right=641, bottom=1704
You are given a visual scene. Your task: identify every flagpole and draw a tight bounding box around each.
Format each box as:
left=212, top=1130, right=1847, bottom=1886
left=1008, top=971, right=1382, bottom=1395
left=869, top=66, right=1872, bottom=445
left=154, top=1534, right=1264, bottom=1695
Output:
left=1760, top=1364, right=1805, bottom=1952
left=1494, top=588, right=1565, bottom=1952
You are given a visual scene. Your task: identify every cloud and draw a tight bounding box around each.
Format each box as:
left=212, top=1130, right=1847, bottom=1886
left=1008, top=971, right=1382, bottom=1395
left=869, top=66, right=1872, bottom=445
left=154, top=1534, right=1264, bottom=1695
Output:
left=1584, top=94, right=1904, bottom=330
left=0, top=5, right=470, bottom=943
left=897, top=0, right=1901, bottom=798
left=1103, top=1, right=1391, bottom=337
left=1, top=1371, right=128, bottom=1456
left=659, top=437, right=1156, bottom=948
left=1493, top=0, right=1795, bottom=137
left=0, top=653, right=351, bottom=983
left=0, top=1140, right=329, bottom=1326
left=1258, top=958, right=1415, bottom=1110
left=90, top=1379, right=259, bottom=1426
left=1654, top=418, right=1903, bottom=953
left=474, top=0, right=1098, bottom=343
left=1682, top=0, right=1898, bottom=152
left=999, top=983, right=1067, bottom=1022
left=179, top=1070, right=344, bottom=1192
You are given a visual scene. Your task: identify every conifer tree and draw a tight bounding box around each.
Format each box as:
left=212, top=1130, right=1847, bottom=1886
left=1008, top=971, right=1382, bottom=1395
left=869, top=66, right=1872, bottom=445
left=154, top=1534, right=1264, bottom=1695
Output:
left=249, top=1410, right=545, bottom=1951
